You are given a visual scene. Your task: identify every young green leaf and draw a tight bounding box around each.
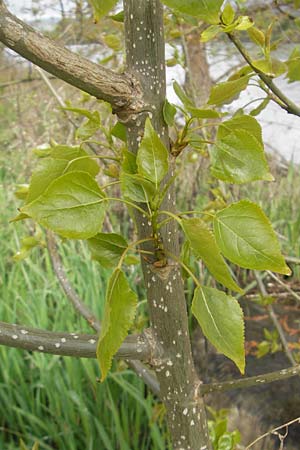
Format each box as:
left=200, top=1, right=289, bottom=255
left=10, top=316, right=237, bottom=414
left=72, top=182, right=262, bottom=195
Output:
left=208, top=76, right=250, bottom=106
left=163, top=99, right=177, bottom=126
left=182, top=218, right=243, bottom=293
left=200, top=25, right=222, bottom=43
left=161, top=0, right=224, bottom=24
left=136, top=118, right=168, bottom=188
left=121, top=173, right=156, bottom=203
left=286, top=47, right=300, bottom=83
left=22, top=171, right=107, bottom=239
left=221, top=3, right=235, bottom=25
left=192, top=286, right=245, bottom=373
left=186, top=107, right=221, bottom=119
left=214, top=200, right=291, bottom=275
left=173, top=81, right=194, bottom=107
left=26, top=145, right=99, bottom=204
left=211, top=129, right=273, bottom=184
left=217, top=114, right=263, bottom=144
left=88, top=233, right=128, bottom=268
left=97, top=269, right=137, bottom=381
left=89, top=0, right=118, bottom=21
left=111, top=121, right=127, bottom=142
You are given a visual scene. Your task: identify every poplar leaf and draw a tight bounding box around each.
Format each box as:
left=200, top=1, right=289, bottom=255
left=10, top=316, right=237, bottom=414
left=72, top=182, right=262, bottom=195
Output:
left=89, top=0, right=118, bottom=21
left=173, top=81, right=193, bottom=107
left=192, top=286, right=245, bottom=373
left=286, top=47, right=300, bottom=82
left=97, top=269, right=137, bottom=381
left=26, top=145, right=99, bottom=204
left=214, top=200, right=291, bottom=275
left=161, top=0, right=224, bottom=24
left=208, top=76, right=250, bottom=106
left=211, top=129, right=273, bottom=184
left=88, top=233, right=128, bottom=268
left=217, top=115, right=263, bottom=144
left=22, top=172, right=107, bottom=239
left=182, top=218, right=243, bottom=293
left=137, top=118, right=168, bottom=188
left=163, top=99, right=177, bottom=126
left=121, top=173, right=156, bottom=203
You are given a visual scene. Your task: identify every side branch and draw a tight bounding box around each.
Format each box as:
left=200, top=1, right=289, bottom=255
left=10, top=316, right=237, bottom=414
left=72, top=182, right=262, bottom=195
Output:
left=228, top=33, right=300, bottom=117
left=0, top=321, right=151, bottom=361
left=202, top=364, right=300, bottom=395
left=0, top=1, right=142, bottom=116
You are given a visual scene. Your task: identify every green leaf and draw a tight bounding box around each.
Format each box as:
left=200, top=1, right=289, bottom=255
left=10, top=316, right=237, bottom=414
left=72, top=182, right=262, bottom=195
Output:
left=89, top=0, right=118, bottom=21
left=122, top=150, right=137, bottom=174
left=26, top=145, right=99, bottom=204
left=232, top=15, right=253, bottom=31
left=250, top=98, right=270, bottom=117
left=286, top=47, right=300, bottom=82
left=97, top=269, right=137, bottom=381
left=214, top=200, right=291, bottom=275
left=13, top=233, right=45, bottom=261
left=103, top=34, right=122, bottom=51
left=208, top=76, right=250, bottom=106
left=111, top=122, right=127, bottom=142
left=173, top=81, right=193, bottom=107
left=221, top=3, right=235, bottom=25
left=186, top=107, right=221, bottom=119
left=247, top=26, right=265, bottom=48
left=211, top=129, right=273, bottom=184
left=136, top=118, right=169, bottom=188
left=192, top=286, right=245, bottom=373
left=110, top=10, right=124, bottom=22
left=182, top=218, right=243, bottom=293
left=88, top=233, right=128, bottom=268
left=15, top=184, right=29, bottom=200
left=161, top=0, right=224, bottom=24
left=76, top=111, right=101, bottom=140
left=163, top=100, right=177, bottom=126
left=200, top=25, right=222, bottom=43
left=217, top=115, right=263, bottom=144
left=252, top=58, right=287, bottom=78
left=22, top=171, right=107, bottom=239
left=121, top=173, right=156, bottom=203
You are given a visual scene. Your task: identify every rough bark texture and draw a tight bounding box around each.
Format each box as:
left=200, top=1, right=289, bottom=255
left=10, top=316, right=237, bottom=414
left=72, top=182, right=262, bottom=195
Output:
left=124, top=1, right=211, bottom=449
left=0, top=1, right=142, bottom=117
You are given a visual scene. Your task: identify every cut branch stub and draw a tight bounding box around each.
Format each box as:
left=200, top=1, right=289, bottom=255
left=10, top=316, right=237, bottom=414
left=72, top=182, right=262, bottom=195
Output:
left=0, top=1, right=143, bottom=118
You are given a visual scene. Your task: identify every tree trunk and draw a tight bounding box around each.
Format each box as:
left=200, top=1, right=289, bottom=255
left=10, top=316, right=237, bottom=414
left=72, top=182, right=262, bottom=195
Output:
left=123, top=1, right=211, bottom=449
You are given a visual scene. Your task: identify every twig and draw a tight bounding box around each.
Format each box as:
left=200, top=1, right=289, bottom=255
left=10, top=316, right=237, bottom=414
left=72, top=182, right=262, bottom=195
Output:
left=267, top=271, right=300, bottom=304
left=227, top=33, right=300, bottom=117
left=202, top=364, right=300, bottom=395
left=255, top=271, right=296, bottom=367
left=246, top=416, right=300, bottom=449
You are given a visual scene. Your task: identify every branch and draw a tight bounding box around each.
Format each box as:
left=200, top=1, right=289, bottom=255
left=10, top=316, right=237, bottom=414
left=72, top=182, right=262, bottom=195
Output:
left=228, top=33, right=300, bottom=117
left=47, top=231, right=100, bottom=332
left=202, top=364, right=300, bottom=395
left=0, top=321, right=150, bottom=360
left=267, top=270, right=300, bottom=305
left=0, top=1, right=142, bottom=117
left=246, top=416, right=300, bottom=449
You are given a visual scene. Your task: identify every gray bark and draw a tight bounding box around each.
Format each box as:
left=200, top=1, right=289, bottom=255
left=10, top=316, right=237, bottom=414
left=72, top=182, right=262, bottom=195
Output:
left=124, top=1, right=211, bottom=449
